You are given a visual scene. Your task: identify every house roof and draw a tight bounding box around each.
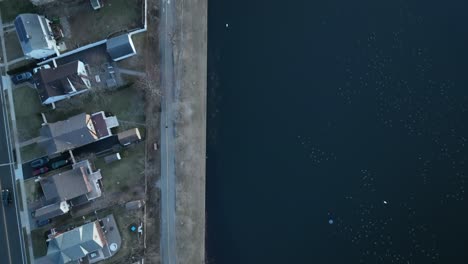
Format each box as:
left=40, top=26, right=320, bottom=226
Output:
left=40, top=166, right=92, bottom=203
left=91, top=112, right=109, bottom=138
left=34, top=60, right=89, bottom=103
left=45, top=221, right=106, bottom=264
left=106, top=34, right=136, bottom=61
left=14, top=14, right=52, bottom=54
left=117, top=128, right=141, bottom=145
left=34, top=201, right=69, bottom=221
left=39, top=113, right=97, bottom=154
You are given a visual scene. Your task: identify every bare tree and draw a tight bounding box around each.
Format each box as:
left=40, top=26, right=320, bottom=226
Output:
left=136, top=63, right=162, bottom=99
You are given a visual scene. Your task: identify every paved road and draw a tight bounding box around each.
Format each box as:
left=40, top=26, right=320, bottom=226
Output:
left=160, top=0, right=177, bottom=263
left=0, top=80, right=26, bottom=264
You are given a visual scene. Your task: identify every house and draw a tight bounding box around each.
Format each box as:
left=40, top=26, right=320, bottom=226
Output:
left=117, top=128, right=141, bottom=146
left=34, top=60, right=91, bottom=105
left=36, top=221, right=107, bottom=264
left=34, top=201, right=70, bottom=221
left=40, top=160, right=102, bottom=205
left=106, top=34, right=137, bottom=61
left=14, top=14, right=58, bottom=59
left=33, top=160, right=103, bottom=220
left=39, top=111, right=119, bottom=155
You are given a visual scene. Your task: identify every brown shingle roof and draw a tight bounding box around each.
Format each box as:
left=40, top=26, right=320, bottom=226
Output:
left=34, top=60, right=89, bottom=103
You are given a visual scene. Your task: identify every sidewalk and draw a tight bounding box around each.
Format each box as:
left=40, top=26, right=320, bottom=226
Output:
left=1, top=11, right=34, bottom=263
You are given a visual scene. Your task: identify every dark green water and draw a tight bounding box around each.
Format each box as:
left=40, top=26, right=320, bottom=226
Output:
left=207, top=1, right=468, bottom=263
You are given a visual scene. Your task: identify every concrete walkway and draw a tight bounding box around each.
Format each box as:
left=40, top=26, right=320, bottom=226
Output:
left=19, top=137, right=43, bottom=148
left=117, top=68, right=147, bottom=78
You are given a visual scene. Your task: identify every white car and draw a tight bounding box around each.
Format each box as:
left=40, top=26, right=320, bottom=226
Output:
left=33, top=64, right=51, bottom=74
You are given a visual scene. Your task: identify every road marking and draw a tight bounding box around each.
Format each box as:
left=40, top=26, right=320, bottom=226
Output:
left=0, top=163, right=14, bottom=167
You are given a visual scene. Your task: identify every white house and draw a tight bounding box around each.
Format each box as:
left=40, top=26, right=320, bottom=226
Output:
left=14, top=14, right=59, bottom=59
left=33, top=60, right=91, bottom=105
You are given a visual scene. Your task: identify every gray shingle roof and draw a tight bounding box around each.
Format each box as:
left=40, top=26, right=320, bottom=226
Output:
left=15, top=14, right=52, bottom=55
left=46, top=221, right=105, bottom=263
left=34, top=201, right=68, bottom=221
left=106, top=34, right=136, bottom=61
left=39, top=113, right=97, bottom=155
left=40, top=166, right=91, bottom=203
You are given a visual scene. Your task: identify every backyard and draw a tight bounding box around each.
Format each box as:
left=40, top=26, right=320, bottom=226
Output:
left=95, top=142, right=146, bottom=194
left=12, top=86, right=47, bottom=141
left=31, top=205, right=144, bottom=263
left=98, top=206, right=145, bottom=264
left=47, top=83, right=146, bottom=129
left=39, top=0, right=143, bottom=49
left=0, top=0, right=36, bottom=22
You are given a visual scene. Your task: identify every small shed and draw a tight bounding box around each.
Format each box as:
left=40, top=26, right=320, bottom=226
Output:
left=90, top=0, right=102, bottom=10
left=106, top=34, right=137, bottom=61
left=118, top=128, right=141, bottom=146
left=125, top=200, right=144, bottom=210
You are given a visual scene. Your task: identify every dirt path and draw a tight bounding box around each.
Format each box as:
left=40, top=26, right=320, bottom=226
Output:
left=142, top=0, right=163, bottom=263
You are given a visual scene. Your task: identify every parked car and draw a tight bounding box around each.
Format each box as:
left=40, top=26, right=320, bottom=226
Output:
left=31, top=157, right=49, bottom=168
left=2, top=189, right=11, bottom=206
left=51, top=159, right=68, bottom=170
left=33, top=167, right=49, bottom=176
left=11, top=72, right=32, bottom=84
left=36, top=219, right=51, bottom=227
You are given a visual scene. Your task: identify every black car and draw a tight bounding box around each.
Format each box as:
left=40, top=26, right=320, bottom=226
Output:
left=2, top=189, right=11, bottom=206
left=11, top=72, right=32, bottom=84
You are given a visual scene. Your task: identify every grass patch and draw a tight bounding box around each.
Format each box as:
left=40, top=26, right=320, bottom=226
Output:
left=13, top=86, right=47, bottom=141
left=16, top=179, right=24, bottom=211
left=95, top=143, right=145, bottom=194
left=20, top=143, right=46, bottom=162
left=42, top=0, right=142, bottom=47
left=22, top=228, right=31, bottom=264
left=0, top=0, right=37, bottom=22
left=31, top=228, right=48, bottom=258
left=48, top=84, right=145, bottom=128
left=5, top=31, right=24, bottom=60
left=24, top=178, right=42, bottom=204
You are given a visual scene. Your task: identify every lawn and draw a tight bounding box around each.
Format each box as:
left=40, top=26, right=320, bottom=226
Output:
left=0, top=0, right=36, bottom=22
left=4, top=31, right=23, bottom=61
left=31, top=228, right=48, bottom=258
left=20, top=143, right=46, bottom=162
left=48, top=83, right=146, bottom=129
left=12, top=86, right=48, bottom=141
left=41, top=0, right=142, bottom=48
left=94, top=142, right=145, bottom=194
left=24, top=178, right=42, bottom=204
